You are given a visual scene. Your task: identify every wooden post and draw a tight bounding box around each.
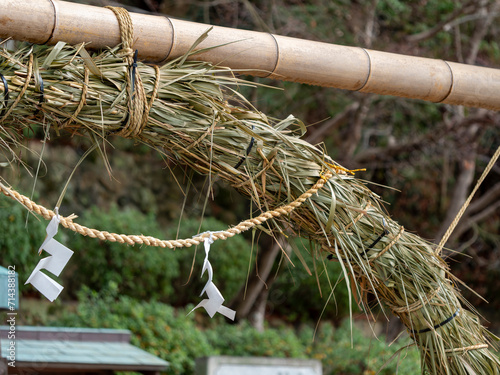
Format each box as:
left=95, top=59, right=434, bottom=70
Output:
left=1, top=0, right=500, bottom=110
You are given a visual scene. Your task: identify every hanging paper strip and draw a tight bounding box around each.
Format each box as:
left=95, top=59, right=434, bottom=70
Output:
left=189, top=234, right=236, bottom=320
left=25, top=209, right=73, bottom=302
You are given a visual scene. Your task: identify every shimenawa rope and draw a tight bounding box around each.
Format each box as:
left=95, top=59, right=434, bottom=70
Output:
left=0, top=171, right=332, bottom=248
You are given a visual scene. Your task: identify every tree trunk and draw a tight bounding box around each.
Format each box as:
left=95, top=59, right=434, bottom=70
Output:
left=229, top=236, right=282, bottom=324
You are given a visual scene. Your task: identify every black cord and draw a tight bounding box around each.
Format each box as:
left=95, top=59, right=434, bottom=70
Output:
left=361, top=228, right=390, bottom=256
left=327, top=221, right=389, bottom=261
left=130, top=49, right=138, bottom=99
left=411, top=309, right=460, bottom=334
left=233, top=125, right=255, bottom=169
left=38, top=74, right=45, bottom=105
left=0, top=73, right=9, bottom=118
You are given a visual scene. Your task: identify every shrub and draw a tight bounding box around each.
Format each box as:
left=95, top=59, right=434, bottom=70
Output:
left=269, top=238, right=351, bottom=323
left=52, top=283, right=213, bottom=375
left=0, top=195, right=47, bottom=290
left=62, top=205, right=251, bottom=306
left=165, top=216, right=252, bottom=305
left=64, top=204, right=180, bottom=300
left=49, top=286, right=420, bottom=375
left=300, top=320, right=421, bottom=375
left=205, top=321, right=306, bottom=358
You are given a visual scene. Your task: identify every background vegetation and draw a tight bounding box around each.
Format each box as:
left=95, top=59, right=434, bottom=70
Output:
left=49, top=283, right=420, bottom=375
left=1, top=0, right=499, bottom=374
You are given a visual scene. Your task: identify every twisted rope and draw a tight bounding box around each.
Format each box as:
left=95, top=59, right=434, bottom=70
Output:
left=105, top=6, right=134, bottom=57
left=0, top=171, right=331, bottom=249
left=387, top=286, right=442, bottom=314
left=436, top=144, right=500, bottom=255
left=62, top=66, right=89, bottom=129
left=370, top=225, right=405, bottom=262
left=105, top=6, right=151, bottom=138
left=0, top=54, right=33, bottom=123
left=445, top=344, right=489, bottom=353
left=344, top=201, right=371, bottom=231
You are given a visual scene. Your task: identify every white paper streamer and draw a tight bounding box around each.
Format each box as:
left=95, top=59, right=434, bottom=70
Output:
left=25, top=209, right=74, bottom=302
left=189, top=234, right=236, bottom=320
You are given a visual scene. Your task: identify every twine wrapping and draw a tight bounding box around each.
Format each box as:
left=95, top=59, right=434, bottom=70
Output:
left=105, top=6, right=150, bottom=138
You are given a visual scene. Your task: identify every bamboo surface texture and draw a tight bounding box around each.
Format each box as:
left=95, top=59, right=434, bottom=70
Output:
left=1, top=0, right=500, bottom=110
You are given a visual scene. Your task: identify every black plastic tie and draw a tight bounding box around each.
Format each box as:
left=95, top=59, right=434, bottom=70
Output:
left=362, top=228, right=390, bottom=256
left=38, top=74, right=45, bottom=105
left=411, top=309, right=460, bottom=334
left=0, top=73, right=9, bottom=118
left=130, top=49, right=138, bottom=99
left=233, top=125, right=255, bottom=169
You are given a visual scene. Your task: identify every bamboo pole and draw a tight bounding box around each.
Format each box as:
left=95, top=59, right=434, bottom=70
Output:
left=1, top=0, right=500, bottom=110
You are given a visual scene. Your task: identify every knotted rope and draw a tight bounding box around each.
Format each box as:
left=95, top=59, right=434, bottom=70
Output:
left=105, top=6, right=158, bottom=138
left=0, top=171, right=332, bottom=248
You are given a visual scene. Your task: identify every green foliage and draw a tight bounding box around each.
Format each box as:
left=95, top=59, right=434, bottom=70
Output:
left=49, top=287, right=420, bottom=375
left=0, top=195, right=47, bottom=288
left=301, top=321, right=421, bottom=375
left=52, top=283, right=213, bottom=375
left=205, top=321, right=305, bottom=358
left=378, top=0, right=411, bottom=19
left=270, top=239, right=350, bottom=323
left=65, top=204, right=180, bottom=300
left=164, top=216, right=252, bottom=305
left=61, top=201, right=350, bottom=323
left=64, top=206, right=251, bottom=305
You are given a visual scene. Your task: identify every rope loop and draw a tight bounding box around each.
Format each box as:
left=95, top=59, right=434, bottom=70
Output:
left=105, top=6, right=157, bottom=139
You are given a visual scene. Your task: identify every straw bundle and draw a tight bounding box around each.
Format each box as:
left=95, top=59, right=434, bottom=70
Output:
left=1, top=38, right=499, bottom=374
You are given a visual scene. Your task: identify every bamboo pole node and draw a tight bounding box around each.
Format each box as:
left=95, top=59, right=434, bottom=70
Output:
left=45, top=0, right=58, bottom=45
left=263, top=33, right=280, bottom=79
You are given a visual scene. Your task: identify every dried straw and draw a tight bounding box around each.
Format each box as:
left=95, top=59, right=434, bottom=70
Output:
left=1, top=38, right=499, bottom=374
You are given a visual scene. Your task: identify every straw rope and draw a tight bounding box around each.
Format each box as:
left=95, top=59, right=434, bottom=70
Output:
left=436, top=144, right=500, bottom=255
left=0, top=171, right=331, bottom=248
left=0, top=54, right=33, bottom=123
left=62, top=66, right=88, bottom=129
left=387, top=286, right=442, bottom=314
left=370, top=225, right=405, bottom=262
left=419, top=343, right=489, bottom=354
left=445, top=344, right=489, bottom=353
left=344, top=201, right=371, bottom=231
left=1, top=35, right=499, bottom=374
left=105, top=6, right=149, bottom=138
